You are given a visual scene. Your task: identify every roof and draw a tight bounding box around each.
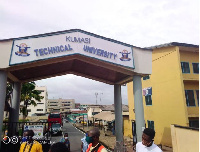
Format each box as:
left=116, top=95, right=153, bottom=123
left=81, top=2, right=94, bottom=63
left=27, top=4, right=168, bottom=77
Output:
left=100, top=104, right=129, bottom=112
left=0, top=29, right=150, bottom=50
left=146, top=42, right=199, bottom=49
left=93, top=111, right=115, bottom=122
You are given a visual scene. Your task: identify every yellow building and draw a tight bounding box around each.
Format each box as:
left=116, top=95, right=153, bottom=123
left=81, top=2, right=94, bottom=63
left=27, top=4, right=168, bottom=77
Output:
left=127, top=42, right=199, bottom=147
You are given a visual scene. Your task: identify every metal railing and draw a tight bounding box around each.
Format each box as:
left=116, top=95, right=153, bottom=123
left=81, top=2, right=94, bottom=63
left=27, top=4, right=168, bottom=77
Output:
left=1, top=121, right=58, bottom=152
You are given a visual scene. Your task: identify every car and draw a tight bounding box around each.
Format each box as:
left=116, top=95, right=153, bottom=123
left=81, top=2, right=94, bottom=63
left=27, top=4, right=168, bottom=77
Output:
left=63, top=118, right=69, bottom=123
left=50, top=123, right=62, bottom=135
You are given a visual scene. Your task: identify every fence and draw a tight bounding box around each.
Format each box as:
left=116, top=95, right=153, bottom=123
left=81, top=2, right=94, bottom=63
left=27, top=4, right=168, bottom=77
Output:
left=1, top=121, right=57, bottom=152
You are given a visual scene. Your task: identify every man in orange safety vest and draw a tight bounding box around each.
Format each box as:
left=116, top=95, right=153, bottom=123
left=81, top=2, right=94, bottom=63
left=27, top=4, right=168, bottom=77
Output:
left=86, top=128, right=107, bottom=152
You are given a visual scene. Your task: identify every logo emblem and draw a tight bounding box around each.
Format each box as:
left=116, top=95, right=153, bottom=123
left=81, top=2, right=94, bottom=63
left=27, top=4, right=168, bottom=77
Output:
left=119, top=50, right=131, bottom=61
left=15, top=43, right=30, bottom=56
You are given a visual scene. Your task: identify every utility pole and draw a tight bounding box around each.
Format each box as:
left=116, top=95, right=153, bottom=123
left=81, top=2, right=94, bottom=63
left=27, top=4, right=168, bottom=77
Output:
left=95, top=93, right=98, bottom=105
left=99, top=93, right=103, bottom=103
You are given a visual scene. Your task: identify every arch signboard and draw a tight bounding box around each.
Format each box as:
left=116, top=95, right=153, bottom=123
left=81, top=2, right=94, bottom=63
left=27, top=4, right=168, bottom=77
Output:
left=10, top=30, right=135, bottom=69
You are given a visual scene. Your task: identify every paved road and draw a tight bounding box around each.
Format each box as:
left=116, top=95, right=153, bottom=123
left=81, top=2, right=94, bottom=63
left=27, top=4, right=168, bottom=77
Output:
left=51, top=122, right=85, bottom=152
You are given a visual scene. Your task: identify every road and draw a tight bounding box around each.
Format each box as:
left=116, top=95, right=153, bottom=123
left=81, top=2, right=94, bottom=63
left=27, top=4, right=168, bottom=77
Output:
left=51, top=122, right=85, bottom=152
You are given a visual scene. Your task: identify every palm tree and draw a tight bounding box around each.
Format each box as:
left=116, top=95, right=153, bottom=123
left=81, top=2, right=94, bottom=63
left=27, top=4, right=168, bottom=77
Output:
left=20, top=82, right=44, bottom=119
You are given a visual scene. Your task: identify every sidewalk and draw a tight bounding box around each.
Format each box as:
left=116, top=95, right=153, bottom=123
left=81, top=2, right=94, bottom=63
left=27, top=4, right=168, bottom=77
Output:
left=75, top=123, right=172, bottom=152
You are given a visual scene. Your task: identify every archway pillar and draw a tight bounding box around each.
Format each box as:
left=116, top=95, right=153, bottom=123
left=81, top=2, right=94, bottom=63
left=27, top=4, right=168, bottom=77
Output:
left=0, top=71, right=7, bottom=148
left=9, top=82, right=22, bottom=136
left=133, top=75, right=145, bottom=142
left=114, top=84, right=124, bottom=151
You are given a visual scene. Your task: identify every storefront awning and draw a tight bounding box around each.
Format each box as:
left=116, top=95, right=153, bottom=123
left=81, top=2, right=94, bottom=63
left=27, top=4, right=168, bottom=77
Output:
left=93, top=111, right=115, bottom=122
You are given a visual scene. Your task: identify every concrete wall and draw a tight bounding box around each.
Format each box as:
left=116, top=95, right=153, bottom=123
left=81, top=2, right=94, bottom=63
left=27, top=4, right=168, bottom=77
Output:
left=87, top=106, right=102, bottom=117
left=171, top=125, right=199, bottom=152
left=123, top=115, right=132, bottom=137
left=133, top=47, right=152, bottom=74
left=0, top=41, right=12, bottom=69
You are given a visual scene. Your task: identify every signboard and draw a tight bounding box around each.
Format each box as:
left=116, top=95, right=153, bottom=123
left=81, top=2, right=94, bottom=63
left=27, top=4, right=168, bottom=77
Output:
left=9, top=31, right=134, bottom=69
left=83, top=114, right=88, bottom=121
left=24, top=125, right=43, bottom=139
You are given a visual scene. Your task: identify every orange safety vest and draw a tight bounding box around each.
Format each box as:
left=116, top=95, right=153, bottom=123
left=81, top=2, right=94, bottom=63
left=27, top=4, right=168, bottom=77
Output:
left=86, top=143, right=105, bottom=152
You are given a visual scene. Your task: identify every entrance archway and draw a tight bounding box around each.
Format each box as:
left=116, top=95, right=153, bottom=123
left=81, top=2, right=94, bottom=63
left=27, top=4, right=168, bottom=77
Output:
left=0, top=29, right=152, bottom=150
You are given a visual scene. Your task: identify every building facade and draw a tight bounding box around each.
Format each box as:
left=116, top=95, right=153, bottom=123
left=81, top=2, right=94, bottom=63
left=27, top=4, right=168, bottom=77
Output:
left=47, top=98, right=75, bottom=113
left=127, top=42, right=199, bottom=147
left=27, top=86, right=48, bottom=116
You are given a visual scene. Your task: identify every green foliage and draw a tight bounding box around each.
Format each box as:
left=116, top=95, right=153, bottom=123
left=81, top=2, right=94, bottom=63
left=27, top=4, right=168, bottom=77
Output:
left=6, top=81, right=44, bottom=119
left=20, top=82, right=44, bottom=118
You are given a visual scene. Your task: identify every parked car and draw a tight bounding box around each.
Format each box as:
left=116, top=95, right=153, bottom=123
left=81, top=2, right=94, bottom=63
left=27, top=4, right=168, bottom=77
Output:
left=50, top=123, right=62, bottom=135
left=63, top=118, right=68, bottom=123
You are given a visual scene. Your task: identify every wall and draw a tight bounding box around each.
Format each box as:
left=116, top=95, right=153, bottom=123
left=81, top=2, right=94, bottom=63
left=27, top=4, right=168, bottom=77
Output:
left=0, top=41, right=12, bottom=69
left=87, top=107, right=102, bottom=117
left=133, top=47, right=152, bottom=74
left=123, top=115, right=132, bottom=137
left=171, top=125, right=199, bottom=152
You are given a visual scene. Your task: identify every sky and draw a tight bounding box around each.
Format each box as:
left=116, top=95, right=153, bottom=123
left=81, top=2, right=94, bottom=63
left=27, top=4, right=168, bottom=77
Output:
left=1, top=0, right=199, bottom=105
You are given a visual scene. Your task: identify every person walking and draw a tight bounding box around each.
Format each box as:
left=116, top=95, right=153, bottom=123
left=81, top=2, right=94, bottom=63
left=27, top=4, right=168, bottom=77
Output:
left=19, top=130, right=43, bottom=152
left=86, top=127, right=107, bottom=152
left=81, top=131, right=89, bottom=152
left=60, top=132, right=70, bottom=151
left=136, top=128, right=162, bottom=152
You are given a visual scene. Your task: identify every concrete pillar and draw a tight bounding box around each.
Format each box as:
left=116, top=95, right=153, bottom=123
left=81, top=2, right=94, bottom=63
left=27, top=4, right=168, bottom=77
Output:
left=133, top=75, right=145, bottom=142
left=0, top=71, right=7, bottom=148
left=9, top=82, right=21, bottom=136
left=114, top=84, right=124, bottom=151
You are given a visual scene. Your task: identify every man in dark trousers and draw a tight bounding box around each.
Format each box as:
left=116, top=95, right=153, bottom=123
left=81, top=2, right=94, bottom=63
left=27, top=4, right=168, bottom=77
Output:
left=86, top=127, right=107, bottom=152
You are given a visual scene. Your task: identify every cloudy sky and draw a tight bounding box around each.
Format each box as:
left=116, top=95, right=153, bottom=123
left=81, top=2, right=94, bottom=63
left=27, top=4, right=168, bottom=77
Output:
left=1, top=0, right=199, bottom=105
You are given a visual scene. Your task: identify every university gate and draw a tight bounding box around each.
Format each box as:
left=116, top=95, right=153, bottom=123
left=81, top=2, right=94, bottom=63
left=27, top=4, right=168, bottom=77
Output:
left=0, top=29, right=152, bottom=151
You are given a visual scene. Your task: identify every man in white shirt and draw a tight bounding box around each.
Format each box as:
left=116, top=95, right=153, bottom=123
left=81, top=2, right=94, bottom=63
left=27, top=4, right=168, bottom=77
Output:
left=136, top=128, right=162, bottom=152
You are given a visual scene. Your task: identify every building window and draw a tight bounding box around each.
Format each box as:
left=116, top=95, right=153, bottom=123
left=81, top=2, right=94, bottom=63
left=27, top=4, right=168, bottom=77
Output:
left=196, top=90, right=199, bottom=106
left=192, top=63, right=199, bottom=74
left=145, top=95, right=152, bottom=105
left=37, top=103, right=44, bottom=104
left=36, top=109, right=43, bottom=111
left=38, top=90, right=44, bottom=93
left=189, top=120, right=199, bottom=128
left=27, top=109, right=31, bottom=112
left=92, top=112, right=99, bottom=115
left=181, top=62, right=190, bottom=73
left=185, top=90, right=195, bottom=106
left=50, top=104, right=57, bottom=106
left=143, top=75, right=150, bottom=80
left=147, top=120, right=154, bottom=130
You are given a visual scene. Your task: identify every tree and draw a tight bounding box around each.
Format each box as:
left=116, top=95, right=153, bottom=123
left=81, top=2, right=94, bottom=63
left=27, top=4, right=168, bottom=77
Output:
left=20, top=82, right=44, bottom=119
